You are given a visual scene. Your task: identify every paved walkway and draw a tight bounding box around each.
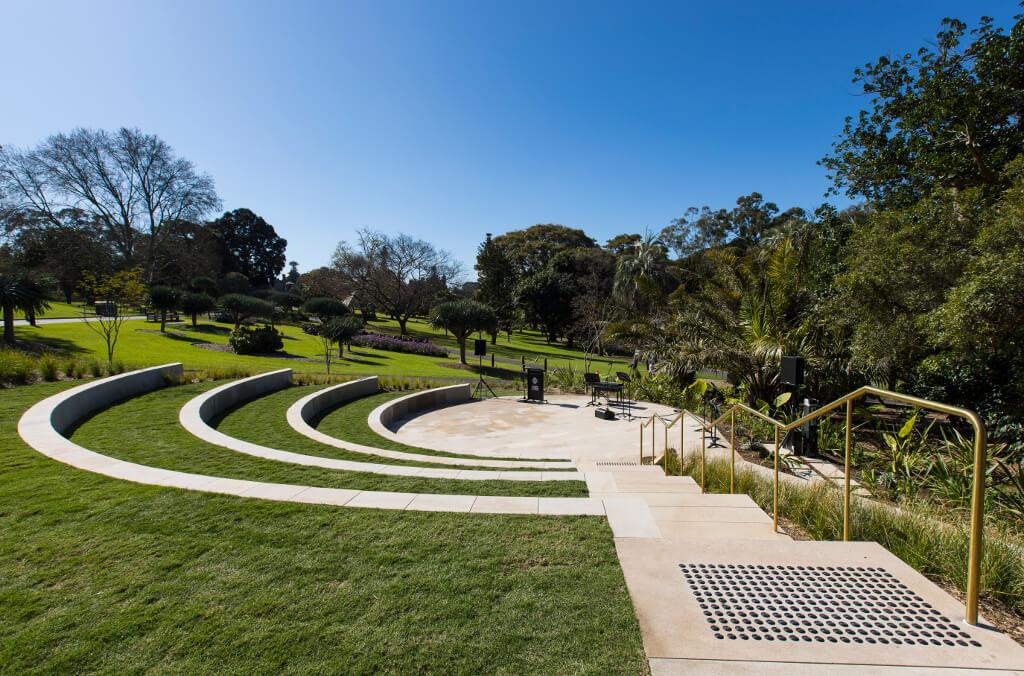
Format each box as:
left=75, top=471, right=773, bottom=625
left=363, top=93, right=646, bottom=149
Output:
left=13, top=314, right=146, bottom=326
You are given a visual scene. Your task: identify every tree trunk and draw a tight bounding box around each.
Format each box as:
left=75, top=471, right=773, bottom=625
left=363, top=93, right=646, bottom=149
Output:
left=160, top=310, right=166, bottom=332
left=490, top=329, right=497, bottom=345
left=2, top=302, right=14, bottom=344
left=27, top=308, right=36, bottom=327
left=398, top=317, right=408, bottom=335
left=459, top=339, right=467, bottom=364
left=191, top=312, right=198, bottom=328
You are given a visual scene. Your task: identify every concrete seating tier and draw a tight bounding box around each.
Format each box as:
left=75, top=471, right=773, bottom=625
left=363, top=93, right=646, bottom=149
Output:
left=179, top=370, right=582, bottom=482
left=286, top=376, right=575, bottom=470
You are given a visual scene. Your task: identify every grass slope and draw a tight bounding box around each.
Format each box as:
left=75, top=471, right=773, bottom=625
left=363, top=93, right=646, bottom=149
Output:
left=215, top=385, right=572, bottom=470
left=313, top=389, right=571, bottom=463
left=0, top=382, right=644, bottom=672
left=68, top=381, right=586, bottom=498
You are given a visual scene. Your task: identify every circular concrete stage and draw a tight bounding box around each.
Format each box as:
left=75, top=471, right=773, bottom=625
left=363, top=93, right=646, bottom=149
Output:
left=388, top=394, right=680, bottom=462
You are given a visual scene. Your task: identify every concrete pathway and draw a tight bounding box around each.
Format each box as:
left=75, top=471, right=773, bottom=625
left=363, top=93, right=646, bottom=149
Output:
left=13, top=314, right=146, bottom=326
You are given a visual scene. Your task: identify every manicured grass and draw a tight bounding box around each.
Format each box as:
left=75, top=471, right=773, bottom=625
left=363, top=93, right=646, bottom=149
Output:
left=69, top=381, right=586, bottom=498
left=314, top=389, right=571, bottom=463
left=17, top=320, right=467, bottom=378
left=216, top=384, right=572, bottom=470
left=370, top=316, right=632, bottom=373
left=14, top=300, right=85, bottom=320
left=0, top=382, right=644, bottom=672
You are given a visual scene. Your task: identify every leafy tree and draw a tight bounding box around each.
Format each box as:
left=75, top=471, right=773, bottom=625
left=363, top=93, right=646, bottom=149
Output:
left=11, top=209, right=114, bottom=302
left=332, top=229, right=460, bottom=335
left=269, top=290, right=304, bottom=315
left=298, top=266, right=348, bottom=299
left=218, top=272, right=251, bottom=295
left=303, top=297, right=348, bottom=319
left=323, top=314, right=364, bottom=357
left=218, top=293, right=275, bottom=329
left=0, top=270, right=50, bottom=344
left=604, top=233, right=642, bottom=255
left=514, top=269, right=575, bottom=344
left=148, top=286, right=181, bottom=332
left=612, top=233, right=672, bottom=313
left=79, top=269, right=147, bottom=365
left=821, top=13, right=1024, bottom=207
left=474, top=233, right=517, bottom=343
left=209, top=208, right=287, bottom=287
left=0, top=127, right=220, bottom=276
left=492, top=224, right=597, bottom=276
left=189, top=276, right=218, bottom=296
left=179, top=291, right=216, bottom=328
left=430, top=299, right=497, bottom=364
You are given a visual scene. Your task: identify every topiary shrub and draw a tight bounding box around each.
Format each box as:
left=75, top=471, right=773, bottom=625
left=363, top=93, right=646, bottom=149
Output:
left=229, top=324, right=284, bottom=354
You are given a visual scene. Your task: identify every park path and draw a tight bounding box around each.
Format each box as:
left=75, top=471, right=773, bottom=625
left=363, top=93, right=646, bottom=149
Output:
left=13, top=315, right=146, bottom=327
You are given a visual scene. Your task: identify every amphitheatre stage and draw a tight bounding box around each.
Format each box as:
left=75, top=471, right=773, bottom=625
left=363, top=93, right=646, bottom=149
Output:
left=16, top=365, right=1024, bottom=673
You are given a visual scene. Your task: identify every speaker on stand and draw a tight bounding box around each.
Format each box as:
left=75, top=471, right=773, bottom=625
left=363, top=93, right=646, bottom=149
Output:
left=472, top=338, right=497, bottom=399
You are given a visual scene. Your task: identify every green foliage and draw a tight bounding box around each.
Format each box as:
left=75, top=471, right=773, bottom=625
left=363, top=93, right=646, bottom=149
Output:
left=217, top=272, right=251, bottom=295
left=303, top=296, right=349, bottom=319
left=218, top=293, right=275, bottom=328
left=0, top=269, right=51, bottom=343
left=178, top=291, right=216, bottom=327
left=210, top=208, right=287, bottom=287
left=228, top=324, right=283, bottom=355
left=429, top=299, right=497, bottom=363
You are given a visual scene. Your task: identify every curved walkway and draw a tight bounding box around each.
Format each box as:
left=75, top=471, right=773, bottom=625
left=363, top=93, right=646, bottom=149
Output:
left=287, top=377, right=576, bottom=470
left=16, top=364, right=600, bottom=515
left=179, top=370, right=583, bottom=482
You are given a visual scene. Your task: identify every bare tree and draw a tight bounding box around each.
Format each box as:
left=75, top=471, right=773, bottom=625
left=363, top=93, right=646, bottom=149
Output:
left=0, top=128, right=220, bottom=279
left=331, top=229, right=461, bottom=334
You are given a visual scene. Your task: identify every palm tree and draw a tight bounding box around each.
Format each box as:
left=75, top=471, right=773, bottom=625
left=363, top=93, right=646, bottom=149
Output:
left=430, top=299, right=497, bottom=364
left=0, top=271, right=51, bottom=345
left=612, top=232, right=672, bottom=313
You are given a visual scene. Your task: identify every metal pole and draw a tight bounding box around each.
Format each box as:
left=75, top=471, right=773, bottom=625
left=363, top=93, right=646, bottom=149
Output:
left=680, top=416, right=685, bottom=477
left=844, top=400, right=852, bottom=542
left=639, top=422, right=643, bottom=465
left=651, top=416, right=655, bottom=466
left=966, top=420, right=988, bottom=626
left=729, top=409, right=735, bottom=494
left=773, top=426, right=779, bottom=533
left=700, top=418, right=706, bottom=493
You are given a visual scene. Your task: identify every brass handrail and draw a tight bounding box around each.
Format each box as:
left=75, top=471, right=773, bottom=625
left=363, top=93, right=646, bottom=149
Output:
left=649, top=386, right=987, bottom=626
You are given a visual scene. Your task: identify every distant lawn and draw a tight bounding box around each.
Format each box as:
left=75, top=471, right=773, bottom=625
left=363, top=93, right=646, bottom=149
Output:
left=14, top=300, right=87, bottom=320
left=217, top=384, right=573, bottom=469
left=70, top=381, right=586, bottom=498
left=14, top=315, right=634, bottom=380
left=314, top=389, right=571, bottom=463
left=0, top=382, right=644, bottom=672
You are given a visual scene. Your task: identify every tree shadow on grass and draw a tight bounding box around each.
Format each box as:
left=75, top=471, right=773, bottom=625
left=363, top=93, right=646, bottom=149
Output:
left=170, top=323, right=231, bottom=336
left=13, top=334, right=90, bottom=355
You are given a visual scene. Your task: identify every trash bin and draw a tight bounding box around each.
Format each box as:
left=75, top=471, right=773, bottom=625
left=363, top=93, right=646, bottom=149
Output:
left=524, top=367, right=545, bottom=402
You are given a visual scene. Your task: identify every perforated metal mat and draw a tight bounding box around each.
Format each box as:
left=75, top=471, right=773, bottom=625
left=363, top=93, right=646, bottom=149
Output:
left=595, top=461, right=641, bottom=467
left=680, top=563, right=981, bottom=648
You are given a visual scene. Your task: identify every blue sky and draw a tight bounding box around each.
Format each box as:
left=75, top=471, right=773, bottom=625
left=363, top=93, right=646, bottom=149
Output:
left=3, top=1, right=1019, bottom=277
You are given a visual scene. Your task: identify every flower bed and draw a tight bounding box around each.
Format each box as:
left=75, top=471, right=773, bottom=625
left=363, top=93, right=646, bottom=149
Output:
left=351, top=332, right=448, bottom=357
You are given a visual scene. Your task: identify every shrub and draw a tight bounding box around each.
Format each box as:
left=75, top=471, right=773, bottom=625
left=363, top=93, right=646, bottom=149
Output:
left=179, top=291, right=217, bottom=328
left=0, top=348, right=34, bottom=384
left=229, top=324, right=284, bottom=354
left=38, top=355, right=60, bottom=381
left=350, top=332, right=448, bottom=357
left=303, top=297, right=348, bottom=318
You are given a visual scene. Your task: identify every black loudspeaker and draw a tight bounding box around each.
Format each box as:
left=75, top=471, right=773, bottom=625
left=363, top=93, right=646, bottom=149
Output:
left=780, top=356, right=804, bottom=387
left=474, top=339, right=487, bottom=357
left=595, top=407, right=616, bottom=421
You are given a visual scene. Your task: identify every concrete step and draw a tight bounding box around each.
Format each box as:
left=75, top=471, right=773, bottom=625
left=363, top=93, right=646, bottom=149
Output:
left=649, top=505, right=774, bottom=524
left=590, top=492, right=758, bottom=508
left=656, top=521, right=790, bottom=541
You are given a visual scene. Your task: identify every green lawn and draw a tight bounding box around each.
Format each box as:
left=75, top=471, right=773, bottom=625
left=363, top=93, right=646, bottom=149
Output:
left=14, top=315, right=634, bottom=380
left=369, top=316, right=633, bottom=374
left=314, top=389, right=571, bottom=463
left=70, top=381, right=585, bottom=498
left=15, top=300, right=87, bottom=320
left=217, top=384, right=573, bottom=469
left=0, top=382, right=644, bottom=672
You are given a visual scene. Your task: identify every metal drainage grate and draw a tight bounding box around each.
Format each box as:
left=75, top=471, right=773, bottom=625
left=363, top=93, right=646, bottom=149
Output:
left=679, top=563, right=981, bottom=648
left=596, top=461, right=641, bottom=467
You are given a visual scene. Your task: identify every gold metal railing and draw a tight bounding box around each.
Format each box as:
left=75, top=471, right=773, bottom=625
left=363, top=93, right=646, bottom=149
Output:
left=637, top=386, right=988, bottom=626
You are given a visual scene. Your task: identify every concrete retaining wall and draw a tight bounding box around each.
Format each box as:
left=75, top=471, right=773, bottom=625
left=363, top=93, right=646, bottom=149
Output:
left=294, top=376, right=379, bottom=425
left=50, top=363, right=184, bottom=433
left=370, top=384, right=472, bottom=436
left=193, top=368, right=293, bottom=424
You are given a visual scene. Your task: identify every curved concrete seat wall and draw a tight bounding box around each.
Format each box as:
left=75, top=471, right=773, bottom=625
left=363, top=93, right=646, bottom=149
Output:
left=287, top=379, right=575, bottom=470
left=181, top=373, right=581, bottom=481
left=16, top=365, right=602, bottom=515
left=369, top=384, right=471, bottom=438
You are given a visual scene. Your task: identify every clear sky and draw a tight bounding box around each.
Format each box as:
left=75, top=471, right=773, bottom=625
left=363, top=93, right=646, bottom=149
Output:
left=3, top=1, right=1019, bottom=278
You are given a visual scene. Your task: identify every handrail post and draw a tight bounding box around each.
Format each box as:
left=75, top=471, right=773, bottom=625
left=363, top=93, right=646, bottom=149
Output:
left=966, top=419, right=987, bottom=626
left=773, top=426, right=779, bottom=532
left=664, top=418, right=668, bottom=474
left=651, top=416, right=655, bottom=466
left=729, top=409, right=735, bottom=494
left=700, top=417, right=706, bottom=493
left=639, top=421, right=643, bottom=465
left=679, top=414, right=685, bottom=476
left=843, top=400, right=852, bottom=542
